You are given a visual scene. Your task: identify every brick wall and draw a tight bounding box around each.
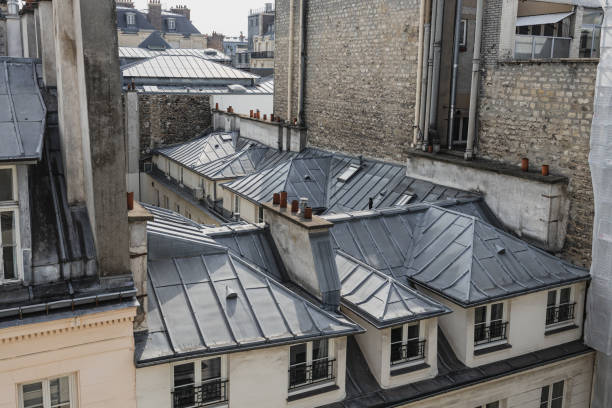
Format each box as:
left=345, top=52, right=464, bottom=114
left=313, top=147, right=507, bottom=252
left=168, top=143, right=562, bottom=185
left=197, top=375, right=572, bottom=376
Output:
left=274, top=0, right=421, bottom=162
left=138, top=94, right=211, bottom=154
left=478, top=60, right=597, bottom=267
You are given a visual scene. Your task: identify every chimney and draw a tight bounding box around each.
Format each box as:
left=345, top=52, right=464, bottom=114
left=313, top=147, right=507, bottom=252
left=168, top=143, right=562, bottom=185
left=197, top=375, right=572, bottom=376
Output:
left=52, top=0, right=131, bottom=278
left=116, top=1, right=135, bottom=8
left=170, top=4, right=190, bottom=21
left=6, top=0, right=23, bottom=57
left=128, top=202, right=154, bottom=331
left=147, top=0, right=162, bottom=31
left=263, top=197, right=341, bottom=311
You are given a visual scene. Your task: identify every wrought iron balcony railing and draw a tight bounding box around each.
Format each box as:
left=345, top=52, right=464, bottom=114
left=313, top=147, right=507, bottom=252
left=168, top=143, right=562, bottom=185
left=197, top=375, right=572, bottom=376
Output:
left=250, top=51, right=275, bottom=59
left=171, top=379, right=228, bottom=408
left=474, top=321, right=508, bottom=346
left=546, top=303, right=576, bottom=326
left=288, top=359, right=336, bottom=390
left=390, top=340, right=426, bottom=365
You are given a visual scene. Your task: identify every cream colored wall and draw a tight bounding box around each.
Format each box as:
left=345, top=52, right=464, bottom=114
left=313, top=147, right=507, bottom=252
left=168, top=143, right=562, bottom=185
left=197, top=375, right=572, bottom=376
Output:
left=135, top=338, right=347, bottom=408
left=140, top=172, right=220, bottom=225
left=420, top=282, right=586, bottom=368
left=0, top=307, right=137, bottom=408
left=343, top=309, right=438, bottom=389
left=397, top=352, right=594, bottom=408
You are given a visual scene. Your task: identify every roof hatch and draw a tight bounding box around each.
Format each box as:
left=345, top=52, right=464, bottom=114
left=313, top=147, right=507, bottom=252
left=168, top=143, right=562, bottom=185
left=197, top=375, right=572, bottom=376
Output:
left=337, top=164, right=362, bottom=183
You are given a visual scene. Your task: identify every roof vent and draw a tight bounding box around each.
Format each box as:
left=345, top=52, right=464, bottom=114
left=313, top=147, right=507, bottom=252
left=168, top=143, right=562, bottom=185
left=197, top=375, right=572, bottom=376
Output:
left=227, top=84, right=247, bottom=93
left=304, top=175, right=311, bottom=181
left=495, top=245, right=506, bottom=254
left=214, top=144, right=220, bottom=149
left=226, top=285, right=238, bottom=299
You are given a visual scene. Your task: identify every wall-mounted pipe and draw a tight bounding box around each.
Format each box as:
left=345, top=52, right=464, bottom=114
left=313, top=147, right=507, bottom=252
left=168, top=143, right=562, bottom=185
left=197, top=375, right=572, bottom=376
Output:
left=447, top=0, right=464, bottom=151
left=297, top=0, right=307, bottom=126
left=413, top=0, right=428, bottom=147
left=427, top=0, right=444, bottom=149
left=418, top=0, right=432, bottom=149
left=287, top=0, right=295, bottom=121
left=464, top=0, right=484, bottom=160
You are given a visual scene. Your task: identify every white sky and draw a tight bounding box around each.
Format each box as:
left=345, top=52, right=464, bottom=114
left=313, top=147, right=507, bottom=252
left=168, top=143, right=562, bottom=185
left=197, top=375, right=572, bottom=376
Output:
left=132, top=0, right=261, bottom=37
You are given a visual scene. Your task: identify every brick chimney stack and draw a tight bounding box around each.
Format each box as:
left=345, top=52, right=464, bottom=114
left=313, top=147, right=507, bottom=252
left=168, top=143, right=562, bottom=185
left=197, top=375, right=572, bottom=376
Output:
left=147, top=0, right=162, bottom=31
left=116, top=1, right=135, bottom=8
left=170, top=5, right=190, bottom=21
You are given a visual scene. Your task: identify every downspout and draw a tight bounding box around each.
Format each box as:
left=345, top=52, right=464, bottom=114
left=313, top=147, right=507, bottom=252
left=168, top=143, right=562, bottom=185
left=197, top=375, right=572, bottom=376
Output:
left=427, top=0, right=444, bottom=150
left=287, top=0, right=295, bottom=121
left=464, top=0, right=483, bottom=160
left=297, top=0, right=307, bottom=126
left=423, top=0, right=439, bottom=150
left=446, top=0, right=463, bottom=151
left=417, top=0, right=433, bottom=149
left=413, top=0, right=428, bottom=147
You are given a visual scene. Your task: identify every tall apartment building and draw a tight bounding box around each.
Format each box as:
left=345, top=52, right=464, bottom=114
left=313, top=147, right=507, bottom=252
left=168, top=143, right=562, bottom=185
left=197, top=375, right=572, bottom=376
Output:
left=248, top=3, right=275, bottom=76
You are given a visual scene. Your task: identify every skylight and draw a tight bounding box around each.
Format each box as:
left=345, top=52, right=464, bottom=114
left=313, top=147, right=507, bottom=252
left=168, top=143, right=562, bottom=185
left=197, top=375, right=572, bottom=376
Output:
left=395, top=194, right=413, bottom=206
left=220, top=134, right=233, bottom=142
left=337, top=164, right=361, bottom=183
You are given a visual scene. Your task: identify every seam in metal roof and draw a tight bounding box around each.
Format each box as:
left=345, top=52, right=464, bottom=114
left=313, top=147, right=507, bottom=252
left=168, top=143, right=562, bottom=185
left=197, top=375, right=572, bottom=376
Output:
left=122, top=55, right=258, bottom=80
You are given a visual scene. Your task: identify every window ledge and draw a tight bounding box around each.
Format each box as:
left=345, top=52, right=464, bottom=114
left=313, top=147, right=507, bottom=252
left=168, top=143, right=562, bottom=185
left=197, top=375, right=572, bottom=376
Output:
left=473, top=343, right=512, bottom=356
left=545, top=324, right=579, bottom=336
left=390, top=362, right=430, bottom=377
left=287, top=384, right=339, bottom=402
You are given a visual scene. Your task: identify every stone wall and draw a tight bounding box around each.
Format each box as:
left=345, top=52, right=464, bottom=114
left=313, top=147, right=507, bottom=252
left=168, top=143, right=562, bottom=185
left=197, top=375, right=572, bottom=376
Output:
left=138, top=94, right=211, bottom=154
left=274, top=0, right=421, bottom=162
left=0, top=18, right=6, bottom=56
left=478, top=60, right=597, bottom=267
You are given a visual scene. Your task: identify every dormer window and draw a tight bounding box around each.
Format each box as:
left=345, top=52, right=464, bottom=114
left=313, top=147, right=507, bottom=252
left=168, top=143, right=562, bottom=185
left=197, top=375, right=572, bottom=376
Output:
left=126, top=12, right=136, bottom=26
left=474, top=302, right=508, bottom=347
left=0, top=166, right=20, bottom=282
left=167, top=18, right=176, bottom=30
left=288, top=339, right=335, bottom=394
left=546, top=287, right=575, bottom=326
left=390, top=322, right=426, bottom=367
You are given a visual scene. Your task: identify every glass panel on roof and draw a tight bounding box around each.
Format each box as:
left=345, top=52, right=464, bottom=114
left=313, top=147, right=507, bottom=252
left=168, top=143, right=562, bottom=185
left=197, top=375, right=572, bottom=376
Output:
left=337, top=164, right=361, bottom=183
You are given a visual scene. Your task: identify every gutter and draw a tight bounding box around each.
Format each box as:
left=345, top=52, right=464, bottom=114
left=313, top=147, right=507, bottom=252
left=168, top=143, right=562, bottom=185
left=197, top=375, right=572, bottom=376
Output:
left=413, top=0, right=427, bottom=146
left=297, top=0, right=307, bottom=126
left=464, top=0, right=484, bottom=160
left=446, top=0, right=464, bottom=151
left=287, top=0, right=295, bottom=121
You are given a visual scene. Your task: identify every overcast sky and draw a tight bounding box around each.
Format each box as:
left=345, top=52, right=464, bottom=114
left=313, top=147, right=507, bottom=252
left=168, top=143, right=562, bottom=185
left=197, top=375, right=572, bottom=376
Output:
left=132, top=0, right=264, bottom=37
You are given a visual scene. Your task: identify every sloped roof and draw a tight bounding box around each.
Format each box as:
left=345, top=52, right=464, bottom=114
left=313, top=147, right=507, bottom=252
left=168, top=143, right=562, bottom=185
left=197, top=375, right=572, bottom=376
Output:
left=156, top=132, right=246, bottom=168
left=115, top=6, right=201, bottom=35
left=122, top=55, right=258, bottom=80
left=326, top=204, right=590, bottom=307
left=0, top=58, right=46, bottom=162
left=118, top=47, right=231, bottom=64
left=136, top=219, right=362, bottom=366
left=223, top=150, right=476, bottom=213
left=138, top=31, right=171, bottom=50
left=336, top=251, right=449, bottom=328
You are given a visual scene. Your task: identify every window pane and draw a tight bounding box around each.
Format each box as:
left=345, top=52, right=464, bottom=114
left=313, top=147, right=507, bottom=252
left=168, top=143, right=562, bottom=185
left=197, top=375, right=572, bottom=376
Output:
left=391, top=326, right=403, bottom=343
left=313, top=339, right=328, bottom=361
left=547, top=291, right=557, bottom=306
left=1, top=211, right=16, bottom=280
left=490, top=303, right=503, bottom=321
left=22, top=382, right=43, bottom=408
left=50, top=376, right=71, bottom=405
left=486, top=402, right=500, bottom=408
left=552, top=381, right=564, bottom=399
left=407, top=324, right=419, bottom=340
left=0, top=169, right=13, bottom=201
left=201, top=358, right=221, bottom=381
left=560, top=288, right=571, bottom=304
left=475, top=306, right=487, bottom=324
left=541, top=385, right=550, bottom=407
left=290, top=343, right=307, bottom=365
left=174, top=362, right=195, bottom=387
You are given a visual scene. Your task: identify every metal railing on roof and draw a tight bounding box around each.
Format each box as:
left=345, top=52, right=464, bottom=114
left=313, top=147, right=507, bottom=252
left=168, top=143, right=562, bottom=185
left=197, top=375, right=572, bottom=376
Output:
left=288, top=359, right=336, bottom=390
left=251, top=51, right=275, bottom=59
left=390, top=340, right=427, bottom=365
left=546, top=303, right=576, bottom=326
left=514, top=34, right=572, bottom=59
left=474, top=321, right=508, bottom=346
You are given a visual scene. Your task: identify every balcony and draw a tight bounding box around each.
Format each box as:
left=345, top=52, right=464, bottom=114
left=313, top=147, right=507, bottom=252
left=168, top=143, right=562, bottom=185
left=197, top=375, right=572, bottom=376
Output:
left=390, top=340, right=427, bottom=366
left=288, top=359, right=336, bottom=391
left=251, top=51, right=275, bottom=59
left=474, top=322, right=508, bottom=346
left=546, top=303, right=576, bottom=326
left=514, top=35, right=571, bottom=59
left=172, top=380, right=228, bottom=408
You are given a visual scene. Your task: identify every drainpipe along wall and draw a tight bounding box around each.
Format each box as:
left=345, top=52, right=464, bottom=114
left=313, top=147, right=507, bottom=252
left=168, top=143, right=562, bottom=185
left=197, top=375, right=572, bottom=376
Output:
left=464, top=0, right=484, bottom=160
left=287, top=0, right=295, bottom=121
left=297, top=0, right=307, bottom=126
left=446, top=0, right=463, bottom=151
left=418, top=0, right=433, bottom=149
left=413, top=0, right=427, bottom=147
left=427, top=0, right=444, bottom=150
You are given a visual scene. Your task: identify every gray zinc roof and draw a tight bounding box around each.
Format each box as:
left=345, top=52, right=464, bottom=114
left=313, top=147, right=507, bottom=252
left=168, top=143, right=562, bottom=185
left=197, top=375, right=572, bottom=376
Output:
left=326, top=203, right=590, bottom=307
left=137, top=221, right=361, bottom=366
left=336, top=251, right=449, bottom=328
left=0, top=58, right=46, bottom=162
left=156, top=132, right=246, bottom=169
left=134, top=78, right=273, bottom=95
left=119, top=47, right=231, bottom=63
left=122, top=55, right=258, bottom=81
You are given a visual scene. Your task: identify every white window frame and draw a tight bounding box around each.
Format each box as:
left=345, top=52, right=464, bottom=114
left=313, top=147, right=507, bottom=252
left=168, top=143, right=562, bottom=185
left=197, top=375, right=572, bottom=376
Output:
left=540, top=379, right=565, bottom=408
left=126, top=12, right=136, bottom=26
left=19, top=374, right=77, bottom=408
left=171, top=356, right=228, bottom=408
left=474, top=301, right=508, bottom=350
left=546, top=286, right=574, bottom=328
left=459, top=19, right=468, bottom=49
left=168, top=18, right=176, bottom=30
left=0, top=165, right=22, bottom=283
left=288, top=339, right=336, bottom=396
left=390, top=321, right=426, bottom=370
